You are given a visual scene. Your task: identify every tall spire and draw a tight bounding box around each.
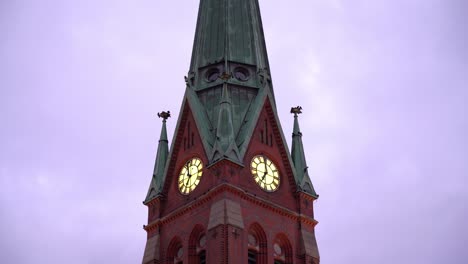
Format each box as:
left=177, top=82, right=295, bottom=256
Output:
left=183, top=0, right=277, bottom=167
left=189, top=0, right=271, bottom=84
left=290, top=106, right=318, bottom=197
left=144, top=111, right=170, bottom=203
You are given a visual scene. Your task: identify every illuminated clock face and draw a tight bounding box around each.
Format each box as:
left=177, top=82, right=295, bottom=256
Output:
left=251, top=155, right=280, bottom=192
left=178, top=158, right=203, bottom=195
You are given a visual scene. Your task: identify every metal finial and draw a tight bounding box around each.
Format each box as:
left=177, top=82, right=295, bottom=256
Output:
left=184, top=72, right=196, bottom=87
left=157, top=111, right=171, bottom=120
left=290, top=106, right=303, bottom=116
left=220, top=72, right=231, bottom=81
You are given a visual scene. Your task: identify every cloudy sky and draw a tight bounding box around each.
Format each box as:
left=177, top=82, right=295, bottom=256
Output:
left=1, top=0, right=467, bottom=263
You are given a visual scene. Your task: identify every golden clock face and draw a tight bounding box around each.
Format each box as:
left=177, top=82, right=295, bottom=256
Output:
left=178, top=158, right=203, bottom=195
left=251, top=155, right=280, bottom=192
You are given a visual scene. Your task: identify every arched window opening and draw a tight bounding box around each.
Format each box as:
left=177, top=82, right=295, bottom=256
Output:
left=248, top=223, right=267, bottom=264
left=273, top=233, right=293, bottom=264
left=167, top=236, right=183, bottom=264
left=248, top=232, right=258, bottom=264
left=189, top=224, right=206, bottom=264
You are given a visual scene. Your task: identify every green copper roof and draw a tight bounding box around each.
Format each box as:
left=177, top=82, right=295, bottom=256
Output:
left=184, top=0, right=277, bottom=164
left=145, top=0, right=318, bottom=200
left=144, top=117, right=169, bottom=203
left=189, top=0, right=270, bottom=73
left=291, top=110, right=318, bottom=197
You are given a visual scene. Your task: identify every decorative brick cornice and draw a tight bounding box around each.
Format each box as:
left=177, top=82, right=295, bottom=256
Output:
left=145, top=197, right=161, bottom=207
left=143, top=183, right=318, bottom=232
left=298, top=191, right=318, bottom=202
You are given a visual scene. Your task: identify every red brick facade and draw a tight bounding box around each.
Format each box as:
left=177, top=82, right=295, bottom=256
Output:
left=142, top=99, right=320, bottom=264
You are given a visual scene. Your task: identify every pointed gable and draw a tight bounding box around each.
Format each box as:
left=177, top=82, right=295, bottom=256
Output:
left=241, top=95, right=299, bottom=203
left=159, top=98, right=209, bottom=201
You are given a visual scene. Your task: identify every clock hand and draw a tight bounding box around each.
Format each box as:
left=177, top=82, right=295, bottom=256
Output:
left=185, top=162, right=192, bottom=186
left=261, top=163, right=268, bottom=182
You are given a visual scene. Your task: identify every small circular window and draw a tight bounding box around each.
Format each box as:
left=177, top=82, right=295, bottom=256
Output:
left=274, top=243, right=282, bottom=255
left=176, top=247, right=183, bottom=258
left=206, top=68, right=221, bottom=82
left=233, top=67, right=250, bottom=81
left=248, top=234, right=257, bottom=246
left=199, top=235, right=206, bottom=247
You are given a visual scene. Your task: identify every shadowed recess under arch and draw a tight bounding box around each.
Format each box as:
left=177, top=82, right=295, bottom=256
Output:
left=189, top=224, right=206, bottom=263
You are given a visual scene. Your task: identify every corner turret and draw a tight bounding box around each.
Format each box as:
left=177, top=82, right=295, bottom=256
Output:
left=291, top=106, right=318, bottom=197
left=144, top=111, right=170, bottom=203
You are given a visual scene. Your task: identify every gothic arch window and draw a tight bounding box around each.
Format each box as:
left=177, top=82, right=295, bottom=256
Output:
left=247, top=223, right=267, bottom=264
left=189, top=224, right=206, bottom=264
left=167, top=236, right=183, bottom=264
left=273, top=233, right=293, bottom=264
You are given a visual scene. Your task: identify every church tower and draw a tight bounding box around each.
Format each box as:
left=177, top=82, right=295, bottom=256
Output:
left=142, top=1, right=320, bottom=263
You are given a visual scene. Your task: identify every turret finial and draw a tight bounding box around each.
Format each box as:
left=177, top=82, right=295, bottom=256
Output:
left=157, top=111, right=171, bottom=120
left=290, top=106, right=303, bottom=117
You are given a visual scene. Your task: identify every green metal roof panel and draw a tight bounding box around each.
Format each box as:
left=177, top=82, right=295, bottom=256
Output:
left=228, top=0, right=254, bottom=64
left=144, top=118, right=169, bottom=203
left=200, top=0, right=226, bottom=66
left=189, top=0, right=269, bottom=72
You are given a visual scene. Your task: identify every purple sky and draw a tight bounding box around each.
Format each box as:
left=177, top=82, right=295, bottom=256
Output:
left=1, top=0, right=467, bottom=263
